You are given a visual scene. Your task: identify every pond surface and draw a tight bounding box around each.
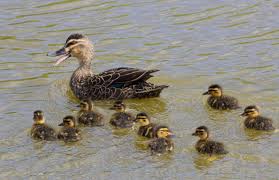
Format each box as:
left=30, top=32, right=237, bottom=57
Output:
left=0, top=0, right=279, bottom=179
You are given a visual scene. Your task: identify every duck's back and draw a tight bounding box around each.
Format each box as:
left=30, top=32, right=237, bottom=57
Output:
left=138, top=124, right=156, bottom=138
left=78, top=111, right=104, bottom=126
left=207, top=95, right=239, bottom=110
left=196, top=139, right=228, bottom=155
left=31, top=124, right=56, bottom=140
left=58, top=128, right=81, bottom=142
left=70, top=67, right=168, bottom=100
left=110, top=112, right=134, bottom=128
left=149, top=138, right=174, bottom=154
left=244, top=116, right=275, bottom=131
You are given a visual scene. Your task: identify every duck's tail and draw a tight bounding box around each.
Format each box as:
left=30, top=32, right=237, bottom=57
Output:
left=134, top=83, right=168, bottom=98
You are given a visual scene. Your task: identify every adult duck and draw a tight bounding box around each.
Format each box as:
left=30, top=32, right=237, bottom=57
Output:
left=47, top=34, right=168, bottom=100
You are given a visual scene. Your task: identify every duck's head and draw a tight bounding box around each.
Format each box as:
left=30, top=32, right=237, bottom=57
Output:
left=48, top=33, right=94, bottom=66
left=192, top=126, right=209, bottom=140
left=203, top=84, right=222, bottom=97
left=154, top=126, right=173, bottom=138
left=134, top=112, right=150, bottom=126
left=79, top=99, right=93, bottom=111
left=33, top=110, right=45, bottom=125
left=110, top=101, right=126, bottom=112
left=59, top=115, right=76, bottom=127
left=241, top=105, right=260, bottom=118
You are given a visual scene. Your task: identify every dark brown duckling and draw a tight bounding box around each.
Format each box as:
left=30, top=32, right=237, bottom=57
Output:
left=58, top=116, right=81, bottom=142
left=241, top=105, right=275, bottom=131
left=31, top=110, right=56, bottom=141
left=134, top=112, right=157, bottom=138
left=78, top=99, right=104, bottom=126
left=109, top=101, right=134, bottom=128
left=148, top=126, right=174, bottom=155
left=203, top=84, right=240, bottom=110
left=192, top=126, right=228, bottom=155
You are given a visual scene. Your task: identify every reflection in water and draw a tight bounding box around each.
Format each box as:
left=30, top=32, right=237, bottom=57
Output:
left=111, top=127, right=133, bottom=137
left=134, top=136, right=149, bottom=151
left=193, top=154, right=225, bottom=170
left=243, top=128, right=274, bottom=141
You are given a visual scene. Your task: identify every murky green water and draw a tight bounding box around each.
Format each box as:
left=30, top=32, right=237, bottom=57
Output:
left=1, top=0, right=279, bottom=179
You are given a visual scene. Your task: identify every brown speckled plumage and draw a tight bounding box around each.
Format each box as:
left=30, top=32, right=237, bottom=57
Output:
left=138, top=123, right=156, bottom=138
left=31, top=124, right=56, bottom=141
left=110, top=112, right=134, bottom=128
left=70, top=67, right=168, bottom=100
left=241, top=105, right=275, bottom=131
left=203, top=84, right=239, bottom=110
left=58, top=116, right=81, bottom=142
left=244, top=116, right=275, bottom=131
left=148, top=125, right=174, bottom=154
left=77, top=100, right=104, bottom=126
left=192, top=126, right=228, bottom=155
left=48, top=34, right=168, bottom=100
left=207, top=95, right=239, bottom=110
left=57, top=127, right=81, bottom=142
left=149, top=137, right=174, bottom=154
left=195, top=139, right=227, bottom=155
left=78, top=111, right=104, bottom=126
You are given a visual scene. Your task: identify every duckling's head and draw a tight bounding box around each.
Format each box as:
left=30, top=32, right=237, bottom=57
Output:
left=48, top=33, right=95, bottom=66
left=134, top=112, right=150, bottom=126
left=203, top=84, right=222, bottom=97
left=79, top=99, right=93, bottom=111
left=110, top=101, right=126, bottom=112
left=59, top=115, right=76, bottom=127
left=192, top=126, right=209, bottom=140
left=33, top=110, right=45, bottom=125
left=241, top=105, right=260, bottom=118
left=154, top=126, right=173, bottom=138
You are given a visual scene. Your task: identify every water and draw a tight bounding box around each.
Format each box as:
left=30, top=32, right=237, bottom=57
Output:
left=0, top=0, right=279, bottom=179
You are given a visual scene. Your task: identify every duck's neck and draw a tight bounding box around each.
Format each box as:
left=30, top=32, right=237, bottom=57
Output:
left=73, top=61, right=93, bottom=81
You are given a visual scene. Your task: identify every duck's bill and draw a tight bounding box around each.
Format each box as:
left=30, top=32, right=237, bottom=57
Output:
left=192, top=132, right=198, bottom=136
left=133, top=118, right=139, bottom=122
left=167, top=132, right=175, bottom=138
left=240, top=112, right=247, bottom=117
left=58, top=122, right=64, bottom=126
left=47, top=47, right=71, bottom=66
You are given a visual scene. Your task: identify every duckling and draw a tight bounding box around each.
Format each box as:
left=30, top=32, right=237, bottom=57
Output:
left=148, top=126, right=174, bottom=154
left=134, top=112, right=157, bottom=138
left=241, top=105, right=275, bottom=131
left=109, top=101, right=134, bottom=128
left=203, top=84, right=239, bottom=110
left=31, top=110, right=56, bottom=140
left=192, top=126, right=228, bottom=155
left=58, top=116, right=81, bottom=142
left=47, top=33, right=168, bottom=100
left=77, top=99, right=104, bottom=126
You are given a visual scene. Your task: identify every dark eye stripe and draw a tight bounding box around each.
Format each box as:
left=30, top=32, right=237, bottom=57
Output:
left=66, top=41, right=77, bottom=47
left=196, top=130, right=205, bottom=133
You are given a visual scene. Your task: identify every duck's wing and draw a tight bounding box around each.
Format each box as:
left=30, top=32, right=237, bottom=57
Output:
left=97, top=67, right=160, bottom=88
